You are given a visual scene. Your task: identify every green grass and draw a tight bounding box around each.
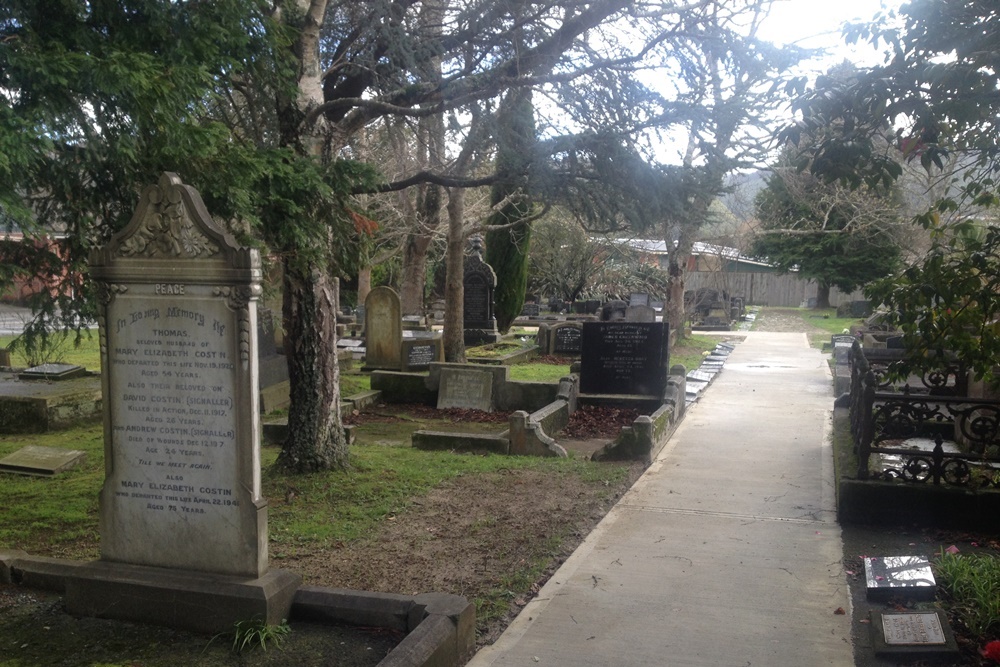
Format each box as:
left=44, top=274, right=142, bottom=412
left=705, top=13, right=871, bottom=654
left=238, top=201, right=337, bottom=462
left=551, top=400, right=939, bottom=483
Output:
left=508, top=362, right=572, bottom=383
left=339, top=372, right=371, bottom=396
left=671, top=334, right=725, bottom=372
left=935, top=549, right=1000, bottom=638
left=1, top=331, right=102, bottom=370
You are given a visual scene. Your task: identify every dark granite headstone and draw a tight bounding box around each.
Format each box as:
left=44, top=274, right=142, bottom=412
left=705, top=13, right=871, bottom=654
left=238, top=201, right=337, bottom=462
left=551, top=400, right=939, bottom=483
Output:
left=521, top=303, right=540, bottom=317
left=552, top=323, right=583, bottom=355
left=865, top=556, right=936, bottom=601
left=463, top=236, right=501, bottom=345
left=580, top=321, right=670, bottom=396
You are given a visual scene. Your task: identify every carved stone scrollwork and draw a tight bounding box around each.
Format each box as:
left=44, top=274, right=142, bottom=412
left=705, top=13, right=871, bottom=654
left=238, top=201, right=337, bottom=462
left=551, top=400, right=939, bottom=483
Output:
left=119, top=175, right=219, bottom=259
left=213, top=286, right=253, bottom=364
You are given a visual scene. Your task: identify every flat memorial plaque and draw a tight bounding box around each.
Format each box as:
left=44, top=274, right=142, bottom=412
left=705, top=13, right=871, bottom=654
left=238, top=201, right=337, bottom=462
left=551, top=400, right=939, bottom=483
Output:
left=865, top=556, right=936, bottom=600
left=883, top=612, right=945, bottom=645
left=870, top=610, right=959, bottom=660
left=0, top=445, right=87, bottom=476
left=437, top=368, right=493, bottom=412
left=18, top=363, right=87, bottom=381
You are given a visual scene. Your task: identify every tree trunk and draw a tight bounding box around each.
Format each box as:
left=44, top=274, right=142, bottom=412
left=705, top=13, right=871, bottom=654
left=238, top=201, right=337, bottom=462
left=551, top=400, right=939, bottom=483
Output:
left=666, top=253, right=687, bottom=341
left=399, top=233, right=433, bottom=315
left=444, top=187, right=467, bottom=362
left=357, top=266, right=371, bottom=307
left=277, top=259, right=348, bottom=472
left=816, top=282, right=831, bottom=309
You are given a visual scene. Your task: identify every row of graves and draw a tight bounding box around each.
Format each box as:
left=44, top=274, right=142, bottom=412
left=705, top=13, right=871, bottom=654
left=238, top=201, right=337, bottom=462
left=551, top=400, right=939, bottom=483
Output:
left=685, top=288, right=746, bottom=331
left=0, top=174, right=742, bottom=664
left=832, top=310, right=973, bottom=662
left=836, top=310, right=1000, bottom=526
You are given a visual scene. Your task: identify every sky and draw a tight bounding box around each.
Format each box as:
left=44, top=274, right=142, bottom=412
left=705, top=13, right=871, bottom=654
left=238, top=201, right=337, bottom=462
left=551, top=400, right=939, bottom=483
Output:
left=759, top=0, right=902, bottom=71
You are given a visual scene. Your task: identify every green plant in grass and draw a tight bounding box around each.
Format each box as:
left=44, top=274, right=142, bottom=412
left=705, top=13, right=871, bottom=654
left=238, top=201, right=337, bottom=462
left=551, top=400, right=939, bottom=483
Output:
left=0, top=332, right=101, bottom=369
left=212, top=617, right=290, bottom=653
left=935, top=549, right=1000, bottom=638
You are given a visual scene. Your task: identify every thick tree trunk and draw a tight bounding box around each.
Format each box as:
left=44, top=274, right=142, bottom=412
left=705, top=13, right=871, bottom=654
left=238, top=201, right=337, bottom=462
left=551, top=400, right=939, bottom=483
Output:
left=277, top=259, right=348, bottom=472
left=399, top=233, right=433, bottom=315
left=444, top=187, right=466, bottom=362
left=666, top=254, right=687, bottom=342
left=816, top=282, right=832, bottom=309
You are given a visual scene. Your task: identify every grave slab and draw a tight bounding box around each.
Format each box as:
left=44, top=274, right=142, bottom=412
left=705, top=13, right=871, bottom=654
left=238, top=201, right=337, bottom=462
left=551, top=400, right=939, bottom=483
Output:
left=18, top=363, right=88, bottom=381
left=0, top=445, right=86, bottom=476
left=870, top=610, right=959, bottom=660
left=865, top=556, right=936, bottom=601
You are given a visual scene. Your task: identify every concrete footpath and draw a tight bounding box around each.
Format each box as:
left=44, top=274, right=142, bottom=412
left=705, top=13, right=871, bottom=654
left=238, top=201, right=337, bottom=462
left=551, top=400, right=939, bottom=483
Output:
left=469, top=332, right=853, bottom=666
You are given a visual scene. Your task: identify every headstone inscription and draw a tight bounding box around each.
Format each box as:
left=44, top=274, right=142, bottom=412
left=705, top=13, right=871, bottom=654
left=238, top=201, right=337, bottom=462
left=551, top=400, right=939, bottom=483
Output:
left=580, top=321, right=670, bottom=396
left=437, top=367, right=494, bottom=412
left=81, top=172, right=298, bottom=632
left=89, top=172, right=267, bottom=577
left=552, top=322, right=583, bottom=355
left=364, top=286, right=402, bottom=370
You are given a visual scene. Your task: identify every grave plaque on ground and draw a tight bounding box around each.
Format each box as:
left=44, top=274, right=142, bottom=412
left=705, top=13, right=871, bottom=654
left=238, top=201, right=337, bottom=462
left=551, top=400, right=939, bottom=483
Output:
left=463, top=236, right=501, bottom=345
left=364, top=286, right=402, bottom=370
left=0, top=445, right=86, bottom=476
left=83, top=172, right=298, bottom=632
left=437, top=367, right=493, bottom=412
left=870, top=610, right=958, bottom=659
left=580, top=321, right=670, bottom=396
left=865, top=556, right=936, bottom=601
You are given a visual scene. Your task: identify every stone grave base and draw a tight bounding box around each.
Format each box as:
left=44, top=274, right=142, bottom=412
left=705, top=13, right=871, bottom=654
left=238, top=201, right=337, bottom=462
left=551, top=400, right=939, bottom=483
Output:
left=65, top=560, right=301, bottom=634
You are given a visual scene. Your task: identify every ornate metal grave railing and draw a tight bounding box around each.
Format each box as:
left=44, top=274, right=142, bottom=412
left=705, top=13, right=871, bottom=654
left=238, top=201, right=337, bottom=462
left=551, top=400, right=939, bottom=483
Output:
left=849, top=341, right=1000, bottom=488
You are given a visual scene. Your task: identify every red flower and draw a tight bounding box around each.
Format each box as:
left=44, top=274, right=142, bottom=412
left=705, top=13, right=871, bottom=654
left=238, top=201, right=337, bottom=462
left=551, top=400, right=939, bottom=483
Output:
left=982, top=640, right=1000, bottom=662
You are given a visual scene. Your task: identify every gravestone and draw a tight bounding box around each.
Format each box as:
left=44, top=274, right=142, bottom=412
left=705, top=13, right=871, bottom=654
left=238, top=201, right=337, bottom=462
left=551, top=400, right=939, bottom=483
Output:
left=870, top=610, right=958, bottom=660
left=400, top=331, right=444, bottom=372
left=865, top=556, right=936, bottom=601
left=364, top=286, right=402, bottom=370
left=256, top=308, right=289, bottom=412
left=552, top=322, right=583, bottom=355
left=437, top=367, right=494, bottom=412
left=600, top=300, right=627, bottom=321
left=79, top=172, right=298, bottom=632
left=521, top=302, right=540, bottom=317
left=463, top=236, right=501, bottom=345
left=0, top=445, right=86, bottom=476
left=580, top=321, right=670, bottom=396
left=628, top=292, right=650, bottom=307
left=18, top=363, right=87, bottom=381
left=625, top=305, right=656, bottom=322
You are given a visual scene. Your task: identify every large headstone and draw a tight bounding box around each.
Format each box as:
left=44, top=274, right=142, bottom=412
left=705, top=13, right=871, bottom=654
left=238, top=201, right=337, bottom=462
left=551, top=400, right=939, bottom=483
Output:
left=580, top=321, right=670, bottom=396
left=463, top=236, right=501, bottom=346
left=364, top=286, right=402, bottom=370
left=82, top=172, right=298, bottom=632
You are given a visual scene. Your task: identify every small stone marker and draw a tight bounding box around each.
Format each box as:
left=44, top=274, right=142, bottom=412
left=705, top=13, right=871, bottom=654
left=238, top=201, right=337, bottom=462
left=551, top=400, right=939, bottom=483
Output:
left=870, top=610, right=958, bottom=659
left=0, top=445, right=86, bottom=476
left=865, top=556, right=936, bottom=601
left=437, top=367, right=493, bottom=412
left=18, top=363, right=87, bottom=381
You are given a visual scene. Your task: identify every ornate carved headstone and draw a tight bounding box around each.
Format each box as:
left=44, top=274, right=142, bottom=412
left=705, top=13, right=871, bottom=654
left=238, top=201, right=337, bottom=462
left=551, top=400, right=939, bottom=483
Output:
left=463, top=236, right=501, bottom=346
left=78, top=172, right=298, bottom=632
